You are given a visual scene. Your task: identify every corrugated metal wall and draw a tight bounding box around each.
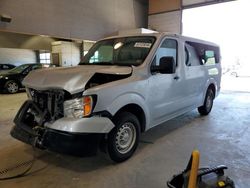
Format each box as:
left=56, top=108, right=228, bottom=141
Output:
left=148, top=0, right=181, bottom=34
left=148, top=11, right=182, bottom=33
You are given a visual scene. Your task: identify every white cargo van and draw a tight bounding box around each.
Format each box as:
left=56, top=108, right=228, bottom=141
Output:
left=11, top=33, right=221, bottom=162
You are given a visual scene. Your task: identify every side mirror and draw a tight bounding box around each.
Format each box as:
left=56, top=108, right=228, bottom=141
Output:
left=159, top=56, right=176, bottom=74
left=22, top=71, right=28, bottom=75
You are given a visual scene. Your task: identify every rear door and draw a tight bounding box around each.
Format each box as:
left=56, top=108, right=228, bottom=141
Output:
left=184, top=42, right=221, bottom=105
left=184, top=43, right=207, bottom=106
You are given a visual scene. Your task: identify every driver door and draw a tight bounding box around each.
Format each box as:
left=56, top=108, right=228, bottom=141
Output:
left=147, top=38, right=189, bottom=127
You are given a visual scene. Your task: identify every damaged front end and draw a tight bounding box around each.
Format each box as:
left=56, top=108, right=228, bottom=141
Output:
left=11, top=89, right=103, bottom=156
left=10, top=65, right=131, bottom=156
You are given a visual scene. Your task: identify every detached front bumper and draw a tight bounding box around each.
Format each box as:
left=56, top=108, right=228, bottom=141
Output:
left=11, top=125, right=103, bottom=156
left=10, top=100, right=115, bottom=156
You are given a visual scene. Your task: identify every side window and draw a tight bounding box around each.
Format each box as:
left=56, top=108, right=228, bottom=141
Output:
left=154, top=39, right=177, bottom=66
left=185, top=44, right=201, bottom=66
left=3, top=65, right=9, bottom=70
left=204, top=50, right=216, bottom=65
left=185, top=41, right=220, bottom=66
left=22, top=67, right=30, bottom=75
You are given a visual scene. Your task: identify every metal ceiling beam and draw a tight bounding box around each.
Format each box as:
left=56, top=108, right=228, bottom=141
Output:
left=182, top=0, right=236, bottom=9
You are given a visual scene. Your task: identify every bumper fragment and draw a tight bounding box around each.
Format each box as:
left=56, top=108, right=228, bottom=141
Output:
left=45, top=116, right=115, bottom=133
left=10, top=100, right=111, bottom=156
left=42, top=129, right=102, bottom=156
left=11, top=125, right=102, bottom=156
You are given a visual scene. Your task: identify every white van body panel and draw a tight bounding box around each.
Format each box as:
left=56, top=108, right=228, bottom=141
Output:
left=22, top=33, right=221, bottom=133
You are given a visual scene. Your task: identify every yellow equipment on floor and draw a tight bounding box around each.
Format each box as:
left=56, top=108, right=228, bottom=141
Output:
left=167, top=150, right=235, bottom=188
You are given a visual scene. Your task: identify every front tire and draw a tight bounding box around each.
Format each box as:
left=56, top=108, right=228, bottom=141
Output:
left=5, top=80, right=19, bottom=94
left=198, top=88, right=214, bottom=115
left=108, top=112, right=140, bottom=162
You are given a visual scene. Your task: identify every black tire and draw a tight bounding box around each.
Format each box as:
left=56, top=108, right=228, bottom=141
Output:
left=5, top=80, right=19, bottom=94
left=198, top=88, right=214, bottom=115
left=108, top=112, right=140, bottom=162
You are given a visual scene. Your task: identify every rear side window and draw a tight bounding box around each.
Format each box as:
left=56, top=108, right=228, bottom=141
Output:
left=204, top=50, right=216, bottom=65
left=153, top=39, right=177, bottom=66
left=185, top=44, right=201, bottom=66
left=2, top=65, right=10, bottom=70
left=185, top=41, right=220, bottom=66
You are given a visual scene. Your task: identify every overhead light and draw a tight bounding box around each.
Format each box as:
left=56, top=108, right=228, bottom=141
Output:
left=114, top=42, right=123, bottom=50
left=0, top=14, right=12, bottom=23
left=83, top=40, right=96, bottom=43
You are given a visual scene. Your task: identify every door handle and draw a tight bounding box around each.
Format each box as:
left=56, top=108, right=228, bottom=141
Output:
left=174, top=76, right=180, bottom=80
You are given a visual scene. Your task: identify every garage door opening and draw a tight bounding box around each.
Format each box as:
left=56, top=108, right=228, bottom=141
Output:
left=182, top=0, right=250, bottom=92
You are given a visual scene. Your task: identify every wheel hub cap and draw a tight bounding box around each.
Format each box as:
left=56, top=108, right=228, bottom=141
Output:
left=115, top=122, right=136, bottom=154
left=8, top=82, right=18, bottom=93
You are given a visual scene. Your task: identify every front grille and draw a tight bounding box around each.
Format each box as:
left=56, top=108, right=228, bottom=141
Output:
left=29, top=89, right=65, bottom=121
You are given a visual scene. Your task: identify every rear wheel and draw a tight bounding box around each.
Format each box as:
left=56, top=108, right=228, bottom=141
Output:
left=108, top=112, right=140, bottom=162
left=198, top=88, right=214, bottom=115
left=5, top=80, right=19, bottom=94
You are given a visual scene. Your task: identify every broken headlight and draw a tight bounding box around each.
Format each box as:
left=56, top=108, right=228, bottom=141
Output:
left=63, top=96, right=94, bottom=118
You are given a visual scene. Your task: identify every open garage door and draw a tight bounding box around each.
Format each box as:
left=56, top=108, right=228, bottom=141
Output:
left=183, top=0, right=250, bottom=92
left=148, top=0, right=235, bottom=34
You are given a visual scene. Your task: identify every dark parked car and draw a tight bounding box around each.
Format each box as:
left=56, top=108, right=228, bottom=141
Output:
left=0, top=64, right=16, bottom=73
left=0, top=63, right=52, bottom=94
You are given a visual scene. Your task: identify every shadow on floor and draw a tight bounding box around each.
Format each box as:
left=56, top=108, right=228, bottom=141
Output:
left=2, top=110, right=205, bottom=176
left=38, top=111, right=202, bottom=170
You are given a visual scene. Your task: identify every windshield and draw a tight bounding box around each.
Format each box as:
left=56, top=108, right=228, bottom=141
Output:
left=80, top=36, right=156, bottom=66
left=9, top=64, right=30, bottom=74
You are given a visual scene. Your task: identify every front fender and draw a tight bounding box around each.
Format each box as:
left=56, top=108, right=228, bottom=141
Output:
left=107, top=93, right=150, bottom=129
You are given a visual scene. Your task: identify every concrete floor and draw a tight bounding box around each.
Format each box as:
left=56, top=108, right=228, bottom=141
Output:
left=0, top=85, right=250, bottom=187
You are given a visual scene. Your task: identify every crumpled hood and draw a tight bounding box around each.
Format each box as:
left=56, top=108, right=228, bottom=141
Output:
left=23, top=65, right=132, bottom=94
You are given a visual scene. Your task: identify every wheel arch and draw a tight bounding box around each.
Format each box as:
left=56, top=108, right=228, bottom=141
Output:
left=113, top=103, right=146, bottom=133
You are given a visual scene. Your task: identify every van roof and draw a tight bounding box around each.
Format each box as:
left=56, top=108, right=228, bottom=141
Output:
left=103, top=32, right=219, bottom=47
